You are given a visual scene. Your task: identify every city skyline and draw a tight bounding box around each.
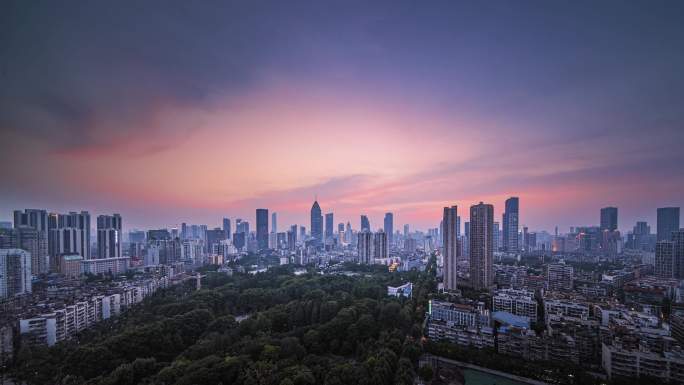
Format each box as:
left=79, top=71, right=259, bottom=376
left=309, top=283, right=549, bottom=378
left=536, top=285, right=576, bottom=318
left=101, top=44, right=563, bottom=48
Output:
left=1, top=2, right=683, bottom=232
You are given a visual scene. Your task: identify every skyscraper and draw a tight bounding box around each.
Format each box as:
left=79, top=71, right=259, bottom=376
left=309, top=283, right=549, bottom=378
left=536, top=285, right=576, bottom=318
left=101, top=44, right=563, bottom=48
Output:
left=403, top=224, right=409, bottom=238
left=271, top=212, right=277, bottom=234
left=360, top=215, right=370, bottom=232
left=222, top=218, right=231, bottom=240
left=470, top=202, right=494, bottom=290
left=600, top=207, right=618, bottom=231
left=384, top=213, right=394, bottom=246
left=256, top=209, right=269, bottom=250
left=0, top=249, right=32, bottom=298
left=657, top=207, right=680, bottom=242
left=672, top=229, right=684, bottom=279
left=655, top=241, right=674, bottom=278
left=325, top=212, right=334, bottom=240
left=13, top=209, right=49, bottom=274
left=358, top=230, right=372, bottom=264
left=97, top=214, right=122, bottom=259
left=13, top=209, right=48, bottom=232
left=442, top=205, right=459, bottom=291
left=310, top=201, right=323, bottom=246
left=48, top=211, right=91, bottom=264
left=287, top=225, right=297, bottom=251
left=502, top=197, right=519, bottom=252
left=493, top=222, right=501, bottom=251
left=373, top=230, right=388, bottom=260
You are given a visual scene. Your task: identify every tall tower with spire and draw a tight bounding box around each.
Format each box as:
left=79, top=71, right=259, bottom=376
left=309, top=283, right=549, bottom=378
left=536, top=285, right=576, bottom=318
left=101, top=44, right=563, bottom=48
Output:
left=310, top=200, right=323, bottom=246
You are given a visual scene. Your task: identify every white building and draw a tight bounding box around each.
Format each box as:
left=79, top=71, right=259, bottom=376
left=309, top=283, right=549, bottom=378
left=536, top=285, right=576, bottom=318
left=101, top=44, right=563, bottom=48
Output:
left=387, top=282, right=412, bottom=298
left=81, top=256, right=130, bottom=275
left=493, top=288, right=538, bottom=322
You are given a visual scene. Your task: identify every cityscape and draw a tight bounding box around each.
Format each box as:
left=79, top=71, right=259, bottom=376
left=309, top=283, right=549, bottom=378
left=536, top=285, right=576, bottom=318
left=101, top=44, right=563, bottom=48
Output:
left=2, top=1, right=684, bottom=385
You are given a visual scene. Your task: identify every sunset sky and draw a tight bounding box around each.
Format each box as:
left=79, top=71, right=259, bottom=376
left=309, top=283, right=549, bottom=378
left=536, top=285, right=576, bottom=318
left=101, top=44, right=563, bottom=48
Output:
left=1, top=1, right=683, bottom=232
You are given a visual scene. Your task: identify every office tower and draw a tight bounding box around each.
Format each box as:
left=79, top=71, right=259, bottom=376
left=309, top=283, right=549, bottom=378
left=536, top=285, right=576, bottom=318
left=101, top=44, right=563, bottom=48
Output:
left=522, top=226, right=529, bottom=251
left=300, top=226, right=306, bottom=240
left=600, top=207, right=618, bottom=231
left=403, top=224, right=409, bottom=238
left=325, top=212, right=334, bottom=240
left=673, top=229, right=684, bottom=279
left=147, top=229, right=171, bottom=241
left=338, top=223, right=345, bottom=233
left=206, top=227, right=226, bottom=254
left=232, top=232, right=246, bottom=251
left=256, top=209, right=269, bottom=250
left=222, top=218, right=231, bottom=240
left=469, top=203, right=494, bottom=290
left=655, top=241, right=674, bottom=278
left=287, top=225, right=297, bottom=251
left=0, top=249, right=32, bottom=298
left=358, top=230, right=372, bottom=264
left=373, top=231, right=388, bottom=260
left=360, top=215, right=370, bottom=232
left=657, top=207, right=680, bottom=242
left=384, top=213, right=394, bottom=246
left=527, top=232, right=537, bottom=251
left=128, top=230, right=145, bottom=243
left=442, top=205, right=459, bottom=291
left=345, top=222, right=353, bottom=244
left=97, top=214, right=122, bottom=259
left=546, top=262, right=574, bottom=291
left=628, top=221, right=652, bottom=251
left=310, top=201, right=323, bottom=246
left=493, top=222, right=501, bottom=251
left=502, top=197, right=519, bottom=252
left=271, top=212, right=277, bottom=234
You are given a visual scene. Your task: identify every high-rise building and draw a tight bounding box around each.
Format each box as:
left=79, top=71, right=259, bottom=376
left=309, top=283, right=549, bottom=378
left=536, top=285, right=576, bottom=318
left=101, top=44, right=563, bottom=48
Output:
left=310, top=201, right=323, bottom=246
left=345, top=222, right=352, bottom=244
left=206, top=227, right=226, bottom=254
left=232, top=232, right=246, bottom=251
left=442, top=205, right=459, bottom=291
left=13, top=209, right=49, bottom=274
left=469, top=202, right=494, bottom=290
left=325, top=212, right=334, bottom=240
left=403, top=224, right=409, bottom=238
left=493, top=222, right=501, bottom=251
left=15, top=227, right=49, bottom=275
left=502, top=197, right=519, bottom=252
left=600, top=207, right=618, bottom=231
left=655, top=241, right=674, bottom=278
left=97, top=214, right=122, bottom=259
left=384, top=213, right=394, bottom=246
left=672, top=229, right=684, bottom=279
left=0, top=249, right=32, bottom=298
left=222, top=218, right=231, bottom=240
left=546, top=262, right=574, bottom=291
left=360, top=215, right=370, bottom=232
left=657, top=207, right=680, bottom=242
left=358, top=230, right=372, bottom=264
left=13, top=209, right=48, bottom=232
left=271, top=212, right=277, bottom=234
left=256, top=209, right=269, bottom=250
left=47, top=211, right=91, bottom=265
left=373, top=230, right=388, bottom=260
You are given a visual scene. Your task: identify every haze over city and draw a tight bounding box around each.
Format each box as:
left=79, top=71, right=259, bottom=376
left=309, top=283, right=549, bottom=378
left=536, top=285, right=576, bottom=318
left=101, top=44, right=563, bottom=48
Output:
left=2, top=1, right=683, bottom=232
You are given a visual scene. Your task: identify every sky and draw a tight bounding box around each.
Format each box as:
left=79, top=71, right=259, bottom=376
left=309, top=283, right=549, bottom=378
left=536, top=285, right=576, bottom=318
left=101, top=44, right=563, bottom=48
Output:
left=1, top=1, right=683, bottom=233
